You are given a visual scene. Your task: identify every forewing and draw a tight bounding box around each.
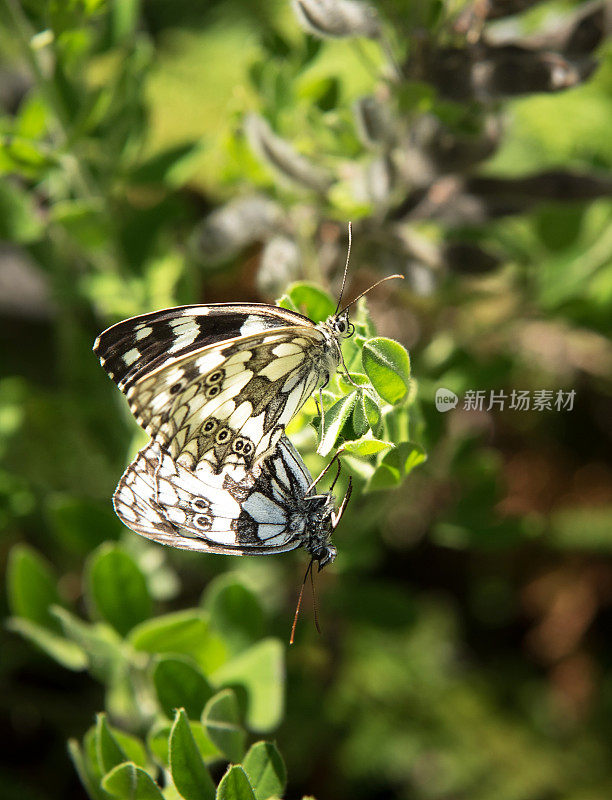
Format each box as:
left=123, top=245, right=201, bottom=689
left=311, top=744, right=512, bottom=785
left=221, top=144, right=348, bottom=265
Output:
left=128, top=327, right=328, bottom=473
left=94, top=303, right=314, bottom=391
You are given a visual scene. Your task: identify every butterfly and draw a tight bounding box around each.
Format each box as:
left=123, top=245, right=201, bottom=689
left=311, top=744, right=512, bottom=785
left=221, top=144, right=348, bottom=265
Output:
left=113, top=436, right=351, bottom=570
left=94, top=302, right=353, bottom=475
left=93, top=230, right=401, bottom=475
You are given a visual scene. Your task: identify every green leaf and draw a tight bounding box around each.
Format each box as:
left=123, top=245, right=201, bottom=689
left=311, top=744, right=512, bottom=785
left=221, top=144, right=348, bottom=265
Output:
left=0, top=135, right=55, bottom=177
left=169, top=709, right=216, bottom=800
left=7, top=618, right=87, bottom=670
left=351, top=394, right=369, bottom=437
left=95, top=713, right=128, bottom=775
left=51, top=606, right=124, bottom=681
left=366, top=443, right=427, bottom=492
left=203, top=576, right=264, bottom=655
left=362, top=338, right=411, bottom=404
left=102, top=763, right=164, bottom=800
left=111, top=0, right=140, bottom=42
left=93, top=712, right=150, bottom=775
left=298, top=75, right=339, bottom=112
left=50, top=200, right=110, bottom=250
left=7, top=544, right=62, bottom=630
left=68, top=738, right=109, bottom=800
left=86, top=544, right=152, bottom=637
left=203, top=689, right=246, bottom=763
left=340, top=436, right=393, bottom=458
left=129, top=610, right=227, bottom=674
left=147, top=724, right=172, bottom=769
left=216, top=766, right=256, bottom=800
left=153, top=656, right=214, bottom=719
left=129, top=142, right=204, bottom=187
left=278, top=282, right=335, bottom=323
left=46, top=495, right=123, bottom=556
left=148, top=721, right=219, bottom=770
left=317, top=392, right=358, bottom=456
left=242, top=741, right=287, bottom=800
left=0, top=179, right=44, bottom=242
left=363, top=392, right=381, bottom=430
left=212, top=639, right=284, bottom=733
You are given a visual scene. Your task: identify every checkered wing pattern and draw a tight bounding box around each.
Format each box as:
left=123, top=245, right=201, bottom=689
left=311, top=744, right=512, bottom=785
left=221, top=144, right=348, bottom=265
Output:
left=113, top=437, right=321, bottom=556
left=95, top=304, right=338, bottom=473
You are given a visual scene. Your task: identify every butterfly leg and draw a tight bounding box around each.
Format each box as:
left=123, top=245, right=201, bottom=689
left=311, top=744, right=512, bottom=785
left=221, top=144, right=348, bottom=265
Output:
left=307, top=448, right=343, bottom=494
left=318, top=386, right=325, bottom=442
left=332, top=476, right=352, bottom=528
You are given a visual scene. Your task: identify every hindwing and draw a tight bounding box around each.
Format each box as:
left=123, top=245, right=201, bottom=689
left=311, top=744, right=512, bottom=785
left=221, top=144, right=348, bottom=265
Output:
left=113, top=438, right=317, bottom=555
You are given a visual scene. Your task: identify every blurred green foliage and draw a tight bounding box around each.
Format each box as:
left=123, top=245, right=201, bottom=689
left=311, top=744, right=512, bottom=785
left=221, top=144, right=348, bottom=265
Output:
left=2, top=0, right=612, bottom=799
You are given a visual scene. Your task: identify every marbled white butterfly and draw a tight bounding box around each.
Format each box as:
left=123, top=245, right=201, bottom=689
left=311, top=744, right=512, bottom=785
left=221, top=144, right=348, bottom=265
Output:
left=113, top=436, right=351, bottom=569
left=93, top=229, right=401, bottom=475
left=94, top=302, right=353, bottom=474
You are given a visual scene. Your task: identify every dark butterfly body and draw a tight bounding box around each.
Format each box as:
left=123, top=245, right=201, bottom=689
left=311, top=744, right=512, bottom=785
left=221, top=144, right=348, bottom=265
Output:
left=94, top=303, right=354, bottom=474
left=113, top=436, right=348, bottom=568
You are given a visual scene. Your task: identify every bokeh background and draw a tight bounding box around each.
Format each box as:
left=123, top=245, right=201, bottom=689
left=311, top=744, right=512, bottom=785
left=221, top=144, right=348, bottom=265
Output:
left=2, top=0, right=612, bottom=798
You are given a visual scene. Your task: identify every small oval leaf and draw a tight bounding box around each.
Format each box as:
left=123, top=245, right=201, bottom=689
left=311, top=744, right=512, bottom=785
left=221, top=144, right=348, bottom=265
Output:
left=203, top=689, right=246, bottom=763
left=211, top=639, right=284, bottom=733
left=362, top=338, right=411, bottom=404
left=153, top=656, right=214, bottom=720
left=102, top=762, right=164, bottom=800
left=317, top=392, right=358, bottom=456
left=243, top=741, right=287, bottom=800
left=203, top=576, right=264, bottom=655
left=279, top=282, right=335, bottom=323
left=341, top=437, right=393, bottom=457
left=216, top=765, right=256, bottom=800
left=170, top=709, right=216, bottom=800
left=86, top=544, right=152, bottom=637
left=7, top=544, right=61, bottom=630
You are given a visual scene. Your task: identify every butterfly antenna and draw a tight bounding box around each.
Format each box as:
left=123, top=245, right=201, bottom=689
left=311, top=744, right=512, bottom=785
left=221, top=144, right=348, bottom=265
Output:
left=340, top=273, right=404, bottom=315
left=334, top=222, right=353, bottom=315
left=290, top=558, right=314, bottom=645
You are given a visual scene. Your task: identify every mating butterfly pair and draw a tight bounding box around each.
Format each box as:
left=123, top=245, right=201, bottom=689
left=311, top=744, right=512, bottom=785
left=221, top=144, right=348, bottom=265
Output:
left=95, top=224, right=400, bottom=583
left=95, top=298, right=359, bottom=570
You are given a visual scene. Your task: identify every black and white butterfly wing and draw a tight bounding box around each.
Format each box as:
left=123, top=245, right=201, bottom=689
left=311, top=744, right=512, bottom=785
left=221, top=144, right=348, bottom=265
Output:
left=95, top=304, right=339, bottom=474
left=113, top=437, right=318, bottom=556
left=112, top=441, right=182, bottom=546
left=94, top=304, right=314, bottom=391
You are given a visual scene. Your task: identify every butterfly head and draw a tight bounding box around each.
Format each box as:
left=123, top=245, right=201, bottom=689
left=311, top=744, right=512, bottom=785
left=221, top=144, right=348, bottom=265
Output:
left=326, top=310, right=355, bottom=340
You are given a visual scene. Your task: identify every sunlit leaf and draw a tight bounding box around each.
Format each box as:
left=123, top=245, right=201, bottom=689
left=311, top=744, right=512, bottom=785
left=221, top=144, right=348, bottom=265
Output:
left=362, top=338, right=411, bottom=404
left=169, top=709, right=216, bottom=800
left=242, top=741, right=287, bottom=800
left=216, top=765, right=256, bottom=800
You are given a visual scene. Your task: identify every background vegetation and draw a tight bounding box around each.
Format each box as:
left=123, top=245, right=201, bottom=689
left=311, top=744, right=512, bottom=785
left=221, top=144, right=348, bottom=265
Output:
left=1, top=0, right=612, bottom=798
